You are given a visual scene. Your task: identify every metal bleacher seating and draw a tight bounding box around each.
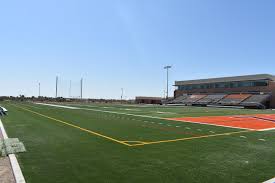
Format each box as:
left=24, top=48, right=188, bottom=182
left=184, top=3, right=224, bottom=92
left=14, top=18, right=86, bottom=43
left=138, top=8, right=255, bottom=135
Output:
left=195, top=94, right=226, bottom=105
left=167, top=93, right=270, bottom=109
left=241, top=94, right=271, bottom=108
left=181, top=95, right=207, bottom=104
left=168, top=94, right=188, bottom=104
left=218, top=94, right=251, bottom=105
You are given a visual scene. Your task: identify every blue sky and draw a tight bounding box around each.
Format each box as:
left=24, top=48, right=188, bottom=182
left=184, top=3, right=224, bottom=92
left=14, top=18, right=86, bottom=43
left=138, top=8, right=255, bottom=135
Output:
left=0, top=0, right=275, bottom=99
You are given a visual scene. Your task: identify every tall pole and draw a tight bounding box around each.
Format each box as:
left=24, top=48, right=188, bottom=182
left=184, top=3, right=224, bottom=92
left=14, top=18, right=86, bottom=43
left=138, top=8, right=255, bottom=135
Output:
left=55, top=76, right=58, bottom=98
left=69, top=80, right=72, bottom=98
left=80, top=78, right=83, bottom=99
left=121, top=88, right=124, bottom=103
left=38, top=82, right=41, bottom=97
left=164, top=66, right=172, bottom=100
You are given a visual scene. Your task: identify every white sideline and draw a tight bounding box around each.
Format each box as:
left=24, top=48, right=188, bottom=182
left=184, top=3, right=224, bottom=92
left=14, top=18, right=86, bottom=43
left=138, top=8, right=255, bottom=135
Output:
left=35, top=103, right=250, bottom=130
left=263, top=177, right=275, bottom=183
left=0, top=119, right=26, bottom=183
left=35, top=102, right=78, bottom=109
left=259, top=127, right=275, bottom=131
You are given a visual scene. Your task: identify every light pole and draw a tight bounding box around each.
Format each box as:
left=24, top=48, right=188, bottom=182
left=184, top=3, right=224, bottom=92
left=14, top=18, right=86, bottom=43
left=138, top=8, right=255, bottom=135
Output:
left=55, top=76, right=58, bottom=98
left=164, top=66, right=172, bottom=100
left=38, top=82, right=41, bottom=97
left=80, top=78, right=83, bottom=99
left=69, top=80, right=72, bottom=98
left=121, top=88, right=124, bottom=103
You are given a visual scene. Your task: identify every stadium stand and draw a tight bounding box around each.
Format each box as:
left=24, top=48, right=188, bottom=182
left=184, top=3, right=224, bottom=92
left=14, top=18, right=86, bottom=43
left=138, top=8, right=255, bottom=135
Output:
left=181, top=95, right=207, bottom=104
left=217, top=94, right=251, bottom=105
left=167, top=93, right=272, bottom=109
left=195, top=94, right=226, bottom=105
left=174, top=74, right=275, bottom=108
left=241, top=94, right=271, bottom=109
left=167, top=94, right=188, bottom=104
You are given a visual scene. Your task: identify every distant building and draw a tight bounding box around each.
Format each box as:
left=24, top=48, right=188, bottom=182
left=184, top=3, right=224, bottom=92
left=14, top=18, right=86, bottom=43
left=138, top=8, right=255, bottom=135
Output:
left=135, top=96, right=162, bottom=105
left=172, top=74, right=275, bottom=108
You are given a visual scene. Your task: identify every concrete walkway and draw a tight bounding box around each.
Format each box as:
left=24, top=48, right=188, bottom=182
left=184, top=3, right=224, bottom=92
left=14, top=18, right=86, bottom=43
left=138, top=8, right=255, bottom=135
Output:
left=0, top=123, right=16, bottom=183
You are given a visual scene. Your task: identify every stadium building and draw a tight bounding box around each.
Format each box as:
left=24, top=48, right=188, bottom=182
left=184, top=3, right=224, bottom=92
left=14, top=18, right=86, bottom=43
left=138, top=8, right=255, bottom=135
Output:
left=171, top=74, right=275, bottom=109
left=135, top=96, right=162, bottom=104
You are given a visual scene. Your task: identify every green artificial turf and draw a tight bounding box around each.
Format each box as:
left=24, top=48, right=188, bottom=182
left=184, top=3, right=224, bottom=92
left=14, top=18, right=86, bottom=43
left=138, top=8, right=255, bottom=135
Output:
left=1, top=101, right=275, bottom=183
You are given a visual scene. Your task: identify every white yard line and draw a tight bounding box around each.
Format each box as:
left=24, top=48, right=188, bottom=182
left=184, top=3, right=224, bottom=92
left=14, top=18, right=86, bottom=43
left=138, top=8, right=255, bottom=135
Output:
left=0, top=119, right=26, bottom=183
left=156, top=111, right=177, bottom=114
left=34, top=103, right=252, bottom=131
left=263, top=177, right=275, bottom=183
left=259, top=127, right=275, bottom=131
left=35, top=103, right=162, bottom=119
left=124, top=109, right=140, bottom=111
left=168, top=119, right=253, bottom=130
left=35, top=103, right=79, bottom=109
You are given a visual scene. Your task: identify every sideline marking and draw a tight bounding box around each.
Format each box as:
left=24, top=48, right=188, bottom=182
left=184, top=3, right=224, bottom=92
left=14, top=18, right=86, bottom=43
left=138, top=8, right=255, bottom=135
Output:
left=259, top=127, right=275, bottom=131
left=0, top=119, right=26, bottom=183
left=12, top=105, right=131, bottom=147
left=168, top=118, right=252, bottom=130
left=263, top=177, right=275, bottom=183
left=24, top=103, right=256, bottom=147
left=130, top=130, right=252, bottom=146
left=35, top=103, right=249, bottom=130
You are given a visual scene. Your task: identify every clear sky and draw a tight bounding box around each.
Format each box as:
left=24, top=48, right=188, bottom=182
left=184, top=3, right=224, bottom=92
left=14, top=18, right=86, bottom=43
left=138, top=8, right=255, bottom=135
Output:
left=0, top=0, right=275, bottom=99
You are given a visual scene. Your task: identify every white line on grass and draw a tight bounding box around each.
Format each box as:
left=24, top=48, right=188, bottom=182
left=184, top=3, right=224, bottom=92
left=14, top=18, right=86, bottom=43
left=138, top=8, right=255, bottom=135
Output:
left=259, top=139, right=266, bottom=141
left=0, top=119, right=26, bottom=183
left=259, top=127, right=275, bottom=131
left=170, top=119, right=253, bottom=130
left=263, top=177, right=275, bottom=183
left=35, top=103, right=79, bottom=109
left=34, top=103, right=256, bottom=131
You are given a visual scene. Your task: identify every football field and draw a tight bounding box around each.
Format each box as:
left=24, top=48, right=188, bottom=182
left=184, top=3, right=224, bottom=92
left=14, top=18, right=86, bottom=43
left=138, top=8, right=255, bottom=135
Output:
left=1, top=101, right=275, bottom=183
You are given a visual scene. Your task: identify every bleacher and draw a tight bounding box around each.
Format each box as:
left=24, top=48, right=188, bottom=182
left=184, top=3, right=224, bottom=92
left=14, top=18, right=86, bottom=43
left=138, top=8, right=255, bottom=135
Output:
left=240, top=94, right=270, bottom=108
left=195, top=94, right=226, bottom=105
left=167, top=94, right=188, bottom=104
left=168, top=93, right=270, bottom=109
left=218, top=94, right=251, bottom=105
left=181, top=95, right=207, bottom=104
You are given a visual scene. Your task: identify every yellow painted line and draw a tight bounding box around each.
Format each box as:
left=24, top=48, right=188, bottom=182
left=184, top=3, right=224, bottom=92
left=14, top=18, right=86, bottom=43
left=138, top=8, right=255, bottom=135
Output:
left=121, top=141, right=148, bottom=145
left=121, top=141, right=147, bottom=143
left=9, top=103, right=256, bottom=148
left=12, top=104, right=131, bottom=147
left=130, top=130, right=253, bottom=147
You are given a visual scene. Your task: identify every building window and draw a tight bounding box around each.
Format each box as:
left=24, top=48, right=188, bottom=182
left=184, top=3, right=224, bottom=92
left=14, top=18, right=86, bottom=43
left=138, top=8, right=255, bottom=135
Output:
left=177, top=80, right=269, bottom=91
left=253, top=80, right=268, bottom=86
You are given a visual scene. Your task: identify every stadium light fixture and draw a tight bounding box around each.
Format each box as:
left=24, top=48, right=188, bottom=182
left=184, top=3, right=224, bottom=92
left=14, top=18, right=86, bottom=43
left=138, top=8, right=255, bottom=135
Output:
left=38, top=82, right=41, bottom=97
left=164, top=66, right=172, bottom=100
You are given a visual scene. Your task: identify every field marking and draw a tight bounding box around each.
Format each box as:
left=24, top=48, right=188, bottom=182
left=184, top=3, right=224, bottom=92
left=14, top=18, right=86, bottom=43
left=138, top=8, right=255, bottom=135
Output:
left=28, top=103, right=263, bottom=147
left=0, top=119, right=26, bottom=183
left=263, top=177, right=275, bottom=183
left=35, top=103, right=79, bottom=109
left=167, top=118, right=253, bottom=130
left=259, top=127, right=275, bottom=131
left=34, top=103, right=251, bottom=131
left=130, top=130, right=252, bottom=146
left=121, top=141, right=148, bottom=145
left=12, top=104, right=131, bottom=147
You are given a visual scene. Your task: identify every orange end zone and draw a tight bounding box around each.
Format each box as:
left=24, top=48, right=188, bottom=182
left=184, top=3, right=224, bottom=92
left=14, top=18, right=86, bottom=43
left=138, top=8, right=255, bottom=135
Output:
left=167, top=114, right=275, bottom=131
